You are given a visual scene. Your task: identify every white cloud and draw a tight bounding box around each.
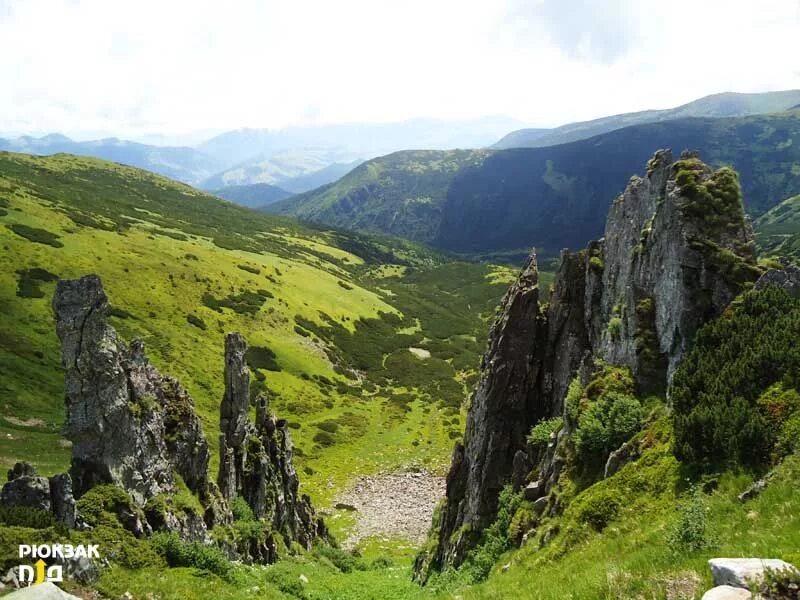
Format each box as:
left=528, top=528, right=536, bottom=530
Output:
left=0, top=0, right=798, bottom=139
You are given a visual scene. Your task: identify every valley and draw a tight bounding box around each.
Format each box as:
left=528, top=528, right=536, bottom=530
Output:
left=0, top=151, right=515, bottom=526
left=270, top=110, right=800, bottom=259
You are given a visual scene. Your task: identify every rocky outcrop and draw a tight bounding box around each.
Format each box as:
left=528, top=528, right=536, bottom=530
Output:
left=53, top=276, right=211, bottom=507
left=755, top=261, right=800, bottom=298
left=0, top=463, right=77, bottom=528
left=218, top=332, right=328, bottom=551
left=46, top=275, right=326, bottom=558
left=416, top=151, right=760, bottom=579
left=2, top=462, right=52, bottom=512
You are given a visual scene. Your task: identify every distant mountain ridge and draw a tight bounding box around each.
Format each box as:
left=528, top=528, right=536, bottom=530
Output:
left=270, top=110, right=800, bottom=257
left=494, top=90, right=800, bottom=149
left=212, top=183, right=294, bottom=208
left=0, top=134, right=222, bottom=185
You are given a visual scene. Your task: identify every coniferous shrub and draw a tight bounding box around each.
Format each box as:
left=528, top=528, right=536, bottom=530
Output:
left=672, top=286, right=800, bottom=468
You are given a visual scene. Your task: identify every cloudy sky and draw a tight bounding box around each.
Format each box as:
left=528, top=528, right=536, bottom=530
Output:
left=1, top=0, right=799, bottom=141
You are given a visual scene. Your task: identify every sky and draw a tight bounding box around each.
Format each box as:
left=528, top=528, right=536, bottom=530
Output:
left=1, top=0, right=799, bottom=142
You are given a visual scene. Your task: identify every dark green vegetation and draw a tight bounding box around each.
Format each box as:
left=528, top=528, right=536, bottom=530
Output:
left=755, top=194, right=800, bottom=261
left=672, top=286, right=800, bottom=468
left=271, top=110, right=800, bottom=258
left=213, top=182, right=294, bottom=208
left=494, top=89, right=800, bottom=149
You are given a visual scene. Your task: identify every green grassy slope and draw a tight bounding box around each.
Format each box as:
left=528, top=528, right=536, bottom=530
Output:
left=0, top=151, right=514, bottom=518
left=269, top=111, right=800, bottom=258
left=269, top=150, right=489, bottom=243
left=755, top=194, right=800, bottom=261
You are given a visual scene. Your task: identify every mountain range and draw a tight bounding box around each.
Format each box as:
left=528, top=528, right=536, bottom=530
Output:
left=493, top=89, right=800, bottom=149
left=270, top=109, right=800, bottom=258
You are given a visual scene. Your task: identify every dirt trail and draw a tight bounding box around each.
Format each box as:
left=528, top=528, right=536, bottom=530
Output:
left=333, top=471, right=445, bottom=549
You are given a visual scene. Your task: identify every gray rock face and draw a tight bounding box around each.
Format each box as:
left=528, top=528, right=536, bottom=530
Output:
left=48, top=474, right=76, bottom=528
left=416, top=151, right=759, bottom=579
left=53, top=275, right=211, bottom=508
left=1, top=464, right=77, bottom=528
left=597, top=149, right=756, bottom=388
left=218, top=332, right=328, bottom=551
left=2, top=462, right=51, bottom=512
left=755, top=263, right=800, bottom=298
left=709, top=558, right=798, bottom=588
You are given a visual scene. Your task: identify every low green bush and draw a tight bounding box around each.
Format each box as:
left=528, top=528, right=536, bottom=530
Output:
left=8, top=223, right=64, bottom=247
left=151, top=532, right=232, bottom=580
left=666, top=487, right=712, bottom=554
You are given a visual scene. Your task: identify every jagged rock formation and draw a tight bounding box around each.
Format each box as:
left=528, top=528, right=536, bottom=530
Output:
left=416, top=151, right=760, bottom=578
left=218, top=332, right=328, bottom=552
left=53, top=275, right=213, bottom=537
left=1, top=463, right=77, bottom=528
left=48, top=275, right=326, bottom=556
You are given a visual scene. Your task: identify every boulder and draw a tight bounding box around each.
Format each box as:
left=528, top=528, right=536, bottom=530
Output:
left=523, top=481, right=544, bottom=502
left=709, top=558, right=798, bottom=588
left=1, top=582, right=82, bottom=599
left=701, top=585, right=754, bottom=600
left=1, top=463, right=51, bottom=512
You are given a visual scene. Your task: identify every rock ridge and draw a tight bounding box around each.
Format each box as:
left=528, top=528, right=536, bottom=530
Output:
left=416, top=150, right=760, bottom=578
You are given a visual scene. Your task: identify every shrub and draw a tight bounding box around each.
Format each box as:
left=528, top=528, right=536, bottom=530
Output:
left=15, top=267, right=58, bottom=298
left=760, top=566, right=800, bottom=599
left=527, top=417, right=563, bottom=451
left=666, top=487, right=712, bottom=553
left=264, top=568, right=309, bottom=598
left=316, top=420, right=339, bottom=434
left=672, top=286, right=800, bottom=468
left=246, top=345, right=280, bottom=372
left=202, top=290, right=270, bottom=315
left=313, top=430, right=335, bottom=447
left=237, top=264, right=261, bottom=274
left=186, top=314, right=207, bottom=330
left=151, top=532, right=232, bottom=579
left=8, top=223, right=64, bottom=247
left=230, top=496, right=254, bottom=522
left=461, top=485, right=522, bottom=582
left=607, top=317, right=623, bottom=341
left=575, top=391, right=644, bottom=468
left=0, top=506, right=59, bottom=529
left=313, top=544, right=366, bottom=573
left=575, top=488, right=620, bottom=530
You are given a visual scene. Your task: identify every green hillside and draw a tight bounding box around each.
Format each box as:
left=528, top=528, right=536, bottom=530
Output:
left=271, top=150, right=489, bottom=242
left=270, top=111, right=800, bottom=258
left=0, top=151, right=514, bottom=515
left=494, top=89, right=800, bottom=149
left=755, top=194, right=800, bottom=260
